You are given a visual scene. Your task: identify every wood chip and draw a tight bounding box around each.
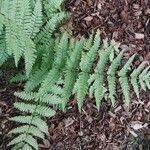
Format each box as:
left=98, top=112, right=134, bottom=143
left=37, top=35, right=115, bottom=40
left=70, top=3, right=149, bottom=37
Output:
left=135, top=33, right=144, bottom=39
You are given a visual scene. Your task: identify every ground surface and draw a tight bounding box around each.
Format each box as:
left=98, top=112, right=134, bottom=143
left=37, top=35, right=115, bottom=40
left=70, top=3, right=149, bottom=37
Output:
left=0, top=0, right=150, bottom=149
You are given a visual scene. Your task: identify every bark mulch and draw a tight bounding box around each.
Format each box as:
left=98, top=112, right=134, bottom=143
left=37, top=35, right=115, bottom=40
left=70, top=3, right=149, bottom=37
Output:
left=0, top=0, right=150, bottom=150
left=64, top=0, right=150, bottom=60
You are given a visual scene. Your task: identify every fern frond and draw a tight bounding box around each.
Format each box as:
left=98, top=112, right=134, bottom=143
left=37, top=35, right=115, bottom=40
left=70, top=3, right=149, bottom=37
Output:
left=39, top=32, right=68, bottom=95
left=80, top=30, right=100, bottom=72
left=28, top=0, right=43, bottom=39
left=10, top=73, right=28, bottom=83
left=35, top=12, right=65, bottom=44
left=76, top=72, right=89, bottom=111
left=93, top=43, right=116, bottom=109
left=139, top=66, right=150, bottom=91
left=62, top=38, right=84, bottom=110
left=22, top=144, right=32, bottom=150
left=76, top=30, right=101, bottom=111
left=24, top=135, right=38, bottom=150
left=118, top=54, right=136, bottom=76
left=130, top=62, right=147, bottom=98
left=24, top=68, right=48, bottom=92
left=14, top=91, right=36, bottom=101
left=119, top=76, right=130, bottom=105
left=44, top=0, right=64, bottom=17
left=107, top=50, right=124, bottom=105
left=93, top=74, right=105, bottom=110
left=9, top=125, right=44, bottom=139
left=0, top=32, right=8, bottom=66
left=23, top=36, right=36, bottom=76
left=5, top=21, right=23, bottom=65
left=118, top=54, right=136, bottom=105
left=10, top=115, right=48, bottom=133
left=14, top=102, right=55, bottom=117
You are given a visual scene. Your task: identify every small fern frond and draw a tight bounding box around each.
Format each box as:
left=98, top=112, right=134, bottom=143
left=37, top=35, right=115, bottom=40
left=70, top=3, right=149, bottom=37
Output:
left=24, top=135, right=38, bottom=150
left=23, top=37, right=36, bottom=77
left=80, top=29, right=100, bottom=72
left=62, top=38, right=84, bottom=110
left=24, top=68, right=48, bottom=92
left=8, top=133, right=26, bottom=146
left=75, top=30, right=101, bottom=111
left=76, top=72, right=89, bottom=112
left=10, top=115, right=48, bottom=133
left=10, top=73, right=28, bottom=83
left=14, top=91, right=36, bottom=101
left=139, top=66, right=150, bottom=91
left=28, top=0, right=43, bottom=39
left=119, top=76, right=130, bottom=105
left=35, top=12, right=65, bottom=44
left=118, top=54, right=136, bottom=76
left=14, top=102, right=56, bottom=117
left=93, top=43, right=115, bottom=109
left=39, top=32, right=68, bottom=95
left=22, top=144, right=32, bottom=150
left=107, top=50, right=124, bottom=105
left=9, top=125, right=44, bottom=139
left=130, top=62, right=147, bottom=98
left=93, top=74, right=105, bottom=110
left=45, top=0, right=64, bottom=17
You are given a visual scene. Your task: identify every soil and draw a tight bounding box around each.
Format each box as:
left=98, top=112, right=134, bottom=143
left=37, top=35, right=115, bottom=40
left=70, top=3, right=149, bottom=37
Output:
left=0, top=0, right=150, bottom=150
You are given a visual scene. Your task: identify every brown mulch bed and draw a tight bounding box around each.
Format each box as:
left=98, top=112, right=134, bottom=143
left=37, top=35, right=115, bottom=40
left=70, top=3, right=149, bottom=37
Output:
left=65, top=0, right=150, bottom=60
left=0, top=0, right=150, bottom=150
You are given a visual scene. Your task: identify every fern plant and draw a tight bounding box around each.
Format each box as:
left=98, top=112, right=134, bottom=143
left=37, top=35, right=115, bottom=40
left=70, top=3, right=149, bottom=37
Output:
left=9, top=29, right=150, bottom=149
left=0, top=0, right=65, bottom=77
left=1, top=1, right=149, bottom=149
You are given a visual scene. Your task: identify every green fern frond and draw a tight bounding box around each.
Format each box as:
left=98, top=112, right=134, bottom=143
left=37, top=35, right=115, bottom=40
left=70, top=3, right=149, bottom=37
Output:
left=24, top=68, right=48, bottom=92
left=23, top=36, right=36, bottom=76
left=76, top=30, right=101, bottom=111
left=118, top=54, right=136, bottom=105
left=107, top=50, right=124, bottom=105
left=39, top=32, right=68, bottom=95
left=22, top=144, right=32, bottom=150
left=118, top=54, right=136, bottom=76
left=9, top=125, right=44, bottom=139
left=93, top=42, right=116, bottom=109
left=5, top=21, right=23, bottom=65
left=10, top=73, right=28, bottom=83
left=139, top=66, right=150, bottom=91
left=35, top=12, right=65, bottom=44
left=14, top=91, right=36, bottom=101
left=8, top=133, right=26, bottom=146
left=0, top=32, right=8, bottom=66
left=119, top=76, right=130, bottom=105
left=14, top=102, right=56, bottom=117
left=62, top=38, right=84, bottom=110
left=93, top=73, right=105, bottom=110
left=130, top=62, right=147, bottom=98
left=84, top=32, right=94, bottom=51
left=76, top=72, right=89, bottom=111
left=10, top=115, right=48, bottom=133
left=24, top=135, right=38, bottom=150
left=28, top=0, right=43, bottom=39
left=80, top=30, right=100, bottom=72
left=44, top=0, right=64, bottom=17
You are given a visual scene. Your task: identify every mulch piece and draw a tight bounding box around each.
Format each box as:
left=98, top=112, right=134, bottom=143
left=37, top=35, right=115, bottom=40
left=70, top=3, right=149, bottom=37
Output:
left=64, top=0, right=150, bottom=61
